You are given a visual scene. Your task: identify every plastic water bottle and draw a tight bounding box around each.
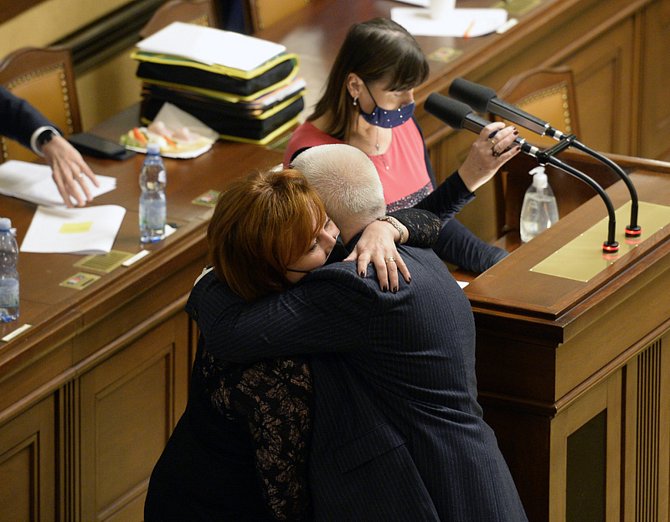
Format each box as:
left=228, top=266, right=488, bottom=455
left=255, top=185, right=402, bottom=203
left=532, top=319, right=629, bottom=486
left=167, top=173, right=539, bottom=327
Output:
left=520, top=166, right=559, bottom=243
left=139, top=143, right=167, bottom=243
left=0, top=217, right=19, bottom=322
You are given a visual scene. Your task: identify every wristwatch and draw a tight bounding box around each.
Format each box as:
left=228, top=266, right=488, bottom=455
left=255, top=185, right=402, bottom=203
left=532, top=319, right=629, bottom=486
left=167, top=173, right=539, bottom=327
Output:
left=36, top=128, right=57, bottom=149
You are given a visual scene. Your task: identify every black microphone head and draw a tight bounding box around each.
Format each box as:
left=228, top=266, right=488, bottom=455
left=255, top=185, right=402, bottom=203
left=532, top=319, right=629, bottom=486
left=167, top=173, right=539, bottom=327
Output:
left=448, top=77, right=496, bottom=112
left=424, top=93, right=473, bottom=129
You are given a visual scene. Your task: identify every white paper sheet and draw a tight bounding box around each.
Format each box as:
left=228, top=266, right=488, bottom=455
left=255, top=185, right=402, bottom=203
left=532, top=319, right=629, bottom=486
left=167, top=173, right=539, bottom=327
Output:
left=136, top=22, right=286, bottom=70
left=0, top=161, right=116, bottom=207
left=20, top=205, right=126, bottom=254
left=152, top=102, right=219, bottom=141
left=391, top=7, right=507, bottom=37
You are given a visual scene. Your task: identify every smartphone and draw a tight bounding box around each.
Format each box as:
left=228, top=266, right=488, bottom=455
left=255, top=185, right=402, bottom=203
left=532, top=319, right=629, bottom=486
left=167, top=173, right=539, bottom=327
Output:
left=68, top=132, right=135, bottom=160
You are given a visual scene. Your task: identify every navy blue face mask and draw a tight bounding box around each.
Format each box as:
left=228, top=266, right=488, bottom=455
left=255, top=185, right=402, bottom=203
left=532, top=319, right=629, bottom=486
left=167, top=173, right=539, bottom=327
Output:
left=358, top=83, right=415, bottom=128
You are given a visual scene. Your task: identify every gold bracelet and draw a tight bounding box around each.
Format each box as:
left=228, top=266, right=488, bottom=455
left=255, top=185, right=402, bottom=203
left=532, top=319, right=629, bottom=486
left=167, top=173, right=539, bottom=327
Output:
left=376, top=216, right=406, bottom=244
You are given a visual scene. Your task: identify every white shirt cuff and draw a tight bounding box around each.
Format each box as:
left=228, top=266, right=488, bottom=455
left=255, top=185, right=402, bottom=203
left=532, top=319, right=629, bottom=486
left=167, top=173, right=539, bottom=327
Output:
left=30, top=125, right=61, bottom=157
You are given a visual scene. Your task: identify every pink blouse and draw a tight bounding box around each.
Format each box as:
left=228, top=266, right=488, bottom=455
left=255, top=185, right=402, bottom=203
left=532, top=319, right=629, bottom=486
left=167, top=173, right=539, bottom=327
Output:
left=284, top=120, right=433, bottom=211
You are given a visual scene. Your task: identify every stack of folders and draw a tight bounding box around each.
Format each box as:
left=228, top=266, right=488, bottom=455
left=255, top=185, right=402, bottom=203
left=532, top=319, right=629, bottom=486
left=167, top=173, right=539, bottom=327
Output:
left=132, top=22, right=305, bottom=145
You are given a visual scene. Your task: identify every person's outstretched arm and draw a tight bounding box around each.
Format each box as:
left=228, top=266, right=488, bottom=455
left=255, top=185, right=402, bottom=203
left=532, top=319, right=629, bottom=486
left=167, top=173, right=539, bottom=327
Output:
left=188, top=270, right=372, bottom=363
left=0, top=87, right=98, bottom=207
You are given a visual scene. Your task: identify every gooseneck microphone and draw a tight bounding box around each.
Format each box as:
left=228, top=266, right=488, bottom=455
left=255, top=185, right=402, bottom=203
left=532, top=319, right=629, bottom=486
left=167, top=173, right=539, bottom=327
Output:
left=423, top=94, right=539, bottom=155
left=570, top=142, right=641, bottom=238
left=424, top=93, right=619, bottom=253
left=448, top=77, right=640, bottom=238
left=448, top=78, right=565, bottom=139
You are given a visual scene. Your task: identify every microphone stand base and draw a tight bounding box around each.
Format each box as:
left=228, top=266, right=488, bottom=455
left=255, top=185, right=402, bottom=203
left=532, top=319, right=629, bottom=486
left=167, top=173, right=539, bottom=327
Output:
left=602, top=241, right=620, bottom=254
left=625, top=225, right=642, bottom=238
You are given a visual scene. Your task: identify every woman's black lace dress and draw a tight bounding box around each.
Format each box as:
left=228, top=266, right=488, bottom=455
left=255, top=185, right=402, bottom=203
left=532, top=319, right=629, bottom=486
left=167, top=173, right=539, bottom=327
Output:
left=199, top=351, right=313, bottom=520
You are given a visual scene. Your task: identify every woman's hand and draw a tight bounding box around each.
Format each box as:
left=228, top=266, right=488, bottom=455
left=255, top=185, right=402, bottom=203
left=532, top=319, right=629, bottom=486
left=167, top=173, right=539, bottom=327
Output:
left=458, top=122, right=521, bottom=193
left=43, top=135, right=99, bottom=207
left=344, top=219, right=410, bottom=292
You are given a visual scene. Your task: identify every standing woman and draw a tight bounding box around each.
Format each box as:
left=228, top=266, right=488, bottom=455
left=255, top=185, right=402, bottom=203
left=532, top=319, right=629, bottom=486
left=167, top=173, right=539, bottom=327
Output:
left=284, top=17, right=520, bottom=273
left=144, top=168, right=440, bottom=521
left=144, top=169, right=334, bottom=521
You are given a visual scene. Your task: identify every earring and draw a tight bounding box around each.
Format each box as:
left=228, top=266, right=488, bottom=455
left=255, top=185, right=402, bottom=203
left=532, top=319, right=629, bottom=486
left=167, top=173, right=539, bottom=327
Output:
left=353, top=97, right=358, bottom=107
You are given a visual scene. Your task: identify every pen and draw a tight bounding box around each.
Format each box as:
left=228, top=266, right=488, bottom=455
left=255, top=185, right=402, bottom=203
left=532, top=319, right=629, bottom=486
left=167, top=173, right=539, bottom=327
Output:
left=463, top=19, right=476, bottom=38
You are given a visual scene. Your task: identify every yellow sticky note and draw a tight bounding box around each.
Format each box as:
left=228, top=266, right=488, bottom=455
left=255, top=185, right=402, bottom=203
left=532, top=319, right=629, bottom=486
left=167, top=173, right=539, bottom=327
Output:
left=59, top=221, right=93, bottom=234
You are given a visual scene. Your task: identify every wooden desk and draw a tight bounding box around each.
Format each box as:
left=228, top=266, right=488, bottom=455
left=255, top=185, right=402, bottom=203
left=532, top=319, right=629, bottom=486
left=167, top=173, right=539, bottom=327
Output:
left=0, top=107, right=282, bottom=521
left=1, top=0, right=669, bottom=519
left=466, top=151, right=670, bottom=522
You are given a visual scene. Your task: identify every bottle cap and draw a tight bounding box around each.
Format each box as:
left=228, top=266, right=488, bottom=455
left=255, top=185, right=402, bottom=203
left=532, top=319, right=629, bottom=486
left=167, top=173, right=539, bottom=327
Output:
left=530, top=166, right=548, bottom=189
left=146, top=143, right=161, bottom=155
left=0, top=217, right=11, bottom=230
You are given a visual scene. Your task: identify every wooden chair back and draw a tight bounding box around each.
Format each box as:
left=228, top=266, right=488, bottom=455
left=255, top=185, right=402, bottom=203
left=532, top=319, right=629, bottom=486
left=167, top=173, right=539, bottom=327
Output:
left=492, top=67, right=582, bottom=237
left=495, top=66, right=580, bottom=148
left=246, top=0, right=311, bottom=32
left=139, top=0, right=219, bottom=38
left=0, top=46, right=81, bottom=163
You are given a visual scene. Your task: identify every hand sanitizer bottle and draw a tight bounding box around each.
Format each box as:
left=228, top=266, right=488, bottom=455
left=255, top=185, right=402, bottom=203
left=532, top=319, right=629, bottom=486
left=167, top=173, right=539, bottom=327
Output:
left=520, top=166, right=559, bottom=243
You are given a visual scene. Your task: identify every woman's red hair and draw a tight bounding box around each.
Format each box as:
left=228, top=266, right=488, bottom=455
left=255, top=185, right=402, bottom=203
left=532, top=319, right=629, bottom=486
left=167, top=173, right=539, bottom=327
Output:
left=207, top=168, right=326, bottom=301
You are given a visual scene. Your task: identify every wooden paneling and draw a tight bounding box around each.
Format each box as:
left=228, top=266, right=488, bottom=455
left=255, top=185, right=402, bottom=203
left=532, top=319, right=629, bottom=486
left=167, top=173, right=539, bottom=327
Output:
left=563, top=20, right=634, bottom=155
left=624, top=334, right=670, bottom=521
left=79, top=314, right=190, bottom=521
left=0, top=0, right=45, bottom=25
left=637, top=0, right=670, bottom=160
left=59, top=381, right=79, bottom=521
left=0, top=397, right=55, bottom=522
left=0, top=0, right=144, bottom=56
left=548, top=374, right=622, bottom=522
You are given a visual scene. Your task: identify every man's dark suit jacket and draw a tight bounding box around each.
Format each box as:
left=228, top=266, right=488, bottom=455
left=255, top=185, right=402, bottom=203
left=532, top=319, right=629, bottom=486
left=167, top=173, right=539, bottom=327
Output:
left=0, top=86, right=51, bottom=150
left=188, top=245, right=528, bottom=521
